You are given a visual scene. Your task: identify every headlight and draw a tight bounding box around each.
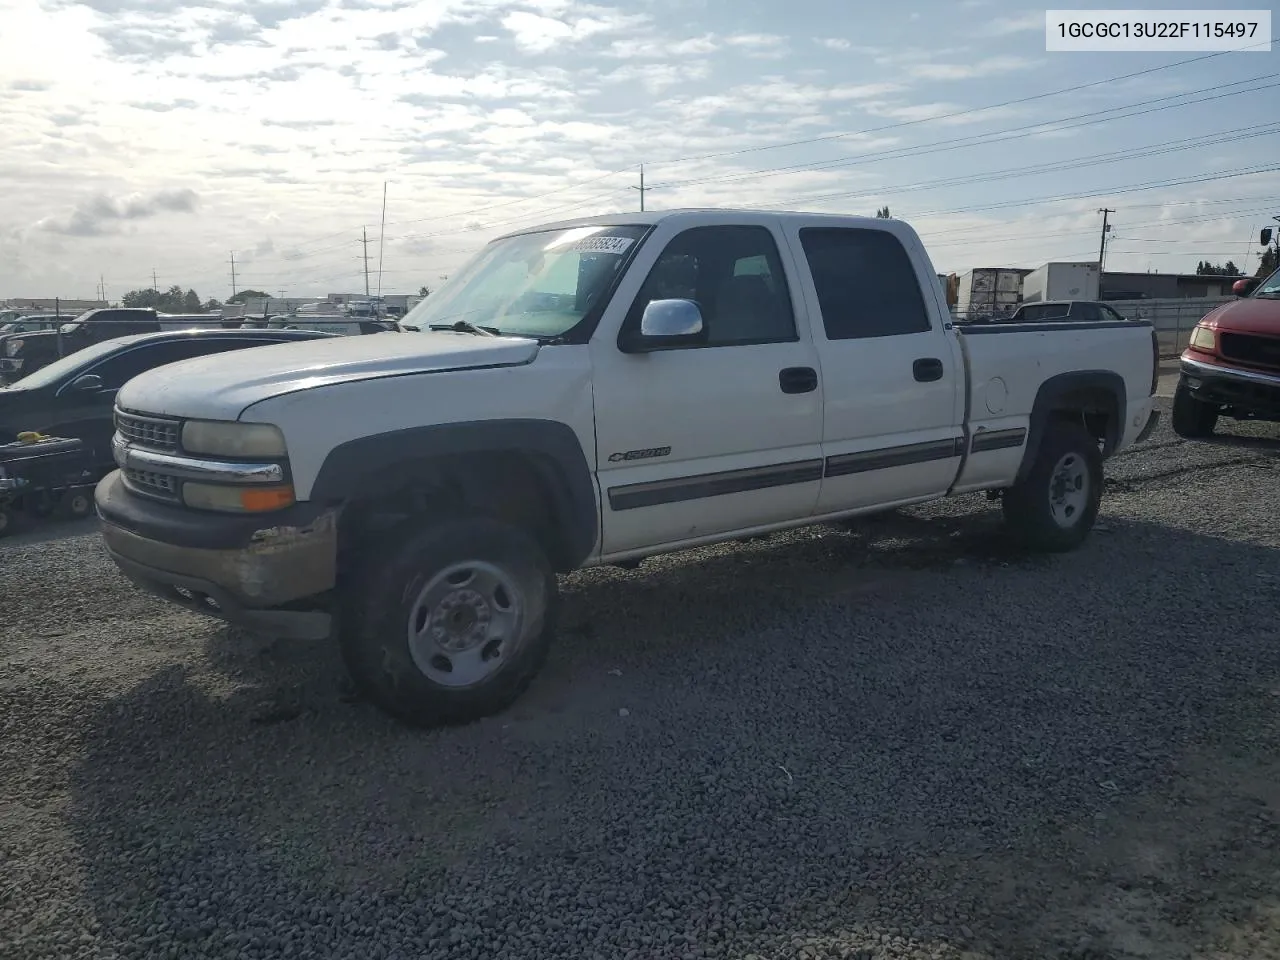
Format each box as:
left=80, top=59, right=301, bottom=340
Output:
left=5, top=339, right=22, bottom=356
left=182, top=481, right=295, bottom=513
left=1189, top=325, right=1216, bottom=352
left=181, top=420, right=287, bottom=457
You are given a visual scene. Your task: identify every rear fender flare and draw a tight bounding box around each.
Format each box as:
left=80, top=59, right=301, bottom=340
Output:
left=1017, top=370, right=1126, bottom=482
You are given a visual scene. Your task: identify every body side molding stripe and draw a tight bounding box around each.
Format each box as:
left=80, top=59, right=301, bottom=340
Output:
left=607, top=459, right=824, bottom=511
left=823, top=438, right=963, bottom=478
left=605, top=436, right=968, bottom=511
left=970, top=427, right=1027, bottom=453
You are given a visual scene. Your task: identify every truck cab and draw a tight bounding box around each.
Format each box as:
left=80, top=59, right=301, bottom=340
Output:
left=94, top=209, right=1159, bottom=727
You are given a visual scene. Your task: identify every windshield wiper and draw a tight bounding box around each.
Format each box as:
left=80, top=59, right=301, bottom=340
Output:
left=428, top=319, right=500, bottom=337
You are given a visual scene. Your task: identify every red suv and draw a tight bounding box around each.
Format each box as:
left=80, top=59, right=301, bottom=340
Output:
left=1174, top=262, right=1280, bottom=438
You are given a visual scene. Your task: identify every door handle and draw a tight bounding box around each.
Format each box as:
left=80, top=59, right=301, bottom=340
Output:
left=779, top=366, right=818, bottom=394
left=913, top=358, right=944, bottom=382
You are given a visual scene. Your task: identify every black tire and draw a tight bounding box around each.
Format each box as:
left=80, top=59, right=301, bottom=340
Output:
left=339, top=516, right=557, bottom=728
left=1171, top=382, right=1218, bottom=439
left=1002, top=421, right=1103, bottom=553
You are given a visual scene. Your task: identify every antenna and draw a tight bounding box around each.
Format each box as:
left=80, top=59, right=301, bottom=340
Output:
left=377, top=182, right=387, bottom=301
left=361, top=227, right=371, bottom=297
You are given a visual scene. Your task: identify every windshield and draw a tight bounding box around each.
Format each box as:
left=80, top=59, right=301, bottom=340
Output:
left=1254, top=266, right=1280, bottom=299
left=2, top=337, right=124, bottom=391
left=401, top=224, right=648, bottom=338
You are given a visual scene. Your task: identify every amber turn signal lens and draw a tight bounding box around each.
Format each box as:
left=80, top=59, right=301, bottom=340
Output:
left=239, top=485, right=296, bottom=512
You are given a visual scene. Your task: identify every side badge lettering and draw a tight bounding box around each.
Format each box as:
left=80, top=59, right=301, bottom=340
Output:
left=608, top=446, right=671, bottom=463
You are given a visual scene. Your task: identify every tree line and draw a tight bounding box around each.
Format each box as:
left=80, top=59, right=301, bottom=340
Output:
left=119, top=287, right=275, bottom=311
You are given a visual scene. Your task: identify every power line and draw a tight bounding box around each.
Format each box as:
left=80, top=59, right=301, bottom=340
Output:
left=644, top=35, right=1279, bottom=168
left=651, top=74, right=1280, bottom=192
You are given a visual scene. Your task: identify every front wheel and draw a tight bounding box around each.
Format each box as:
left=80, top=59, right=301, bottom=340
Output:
left=1002, top=422, right=1103, bottom=552
left=1171, top=382, right=1218, bottom=439
left=340, top=516, right=557, bottom=727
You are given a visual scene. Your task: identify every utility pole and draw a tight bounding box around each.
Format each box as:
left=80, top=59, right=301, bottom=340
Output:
left=1097, top=208, right=1115, bottom=271
left=99, top=274, right=106, bottom=304
left=151, top=267, right=158, bottom=292
left=632, top=164, right=646, bottom=212
left=228, top=252, right=238, bottom=299
left=361, top=227, right=371, bottom=296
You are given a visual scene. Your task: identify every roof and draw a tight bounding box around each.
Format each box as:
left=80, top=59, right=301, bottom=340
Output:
left=494, top=207, right=901, bottom=240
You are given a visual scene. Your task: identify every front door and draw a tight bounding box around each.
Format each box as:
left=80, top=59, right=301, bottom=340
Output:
left=591, top=222, right=824, bottom=557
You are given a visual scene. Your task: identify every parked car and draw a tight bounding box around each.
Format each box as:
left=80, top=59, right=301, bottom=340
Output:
left=96, top=208, right=1160, bottom=727
left=1007, top=301, right=1132, bottom=324
left=1173, top=262, right=1280, bottom=437
left=0, top=328, right=337, bottom=476
left=0, top=313, right=71, bottom=335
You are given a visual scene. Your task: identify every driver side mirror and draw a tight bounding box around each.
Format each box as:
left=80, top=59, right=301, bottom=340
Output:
left=68, top=373, right=103, bottom=392
left=1262, top=227, right=1274, bottom=247
left=620, top=299, right=707, bottom=353
left=1233, top=277, right=1259, bottom=297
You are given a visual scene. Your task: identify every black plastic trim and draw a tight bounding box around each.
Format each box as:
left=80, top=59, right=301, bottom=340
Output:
left=607, top=459, right=823, bottom=511
left=970, top=427, right=1027, bottom=453
left=94, top=469, right=329, bottom=550
left=824, top=438, right=963, bottom=478
left=1017, top=370, right=1126, bottom=481
left=308, top=419, right=598, bottom=568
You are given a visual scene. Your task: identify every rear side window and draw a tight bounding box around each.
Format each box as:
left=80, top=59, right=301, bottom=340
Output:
left=798, top=228, right=932, bottom=340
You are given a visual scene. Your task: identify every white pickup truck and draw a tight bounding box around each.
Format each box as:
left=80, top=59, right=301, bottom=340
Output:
left=96, top=209, right=1160, bottom=726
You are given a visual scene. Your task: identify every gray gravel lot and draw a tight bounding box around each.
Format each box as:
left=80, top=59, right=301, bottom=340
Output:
left=4, top=397, right=1280, bottom=960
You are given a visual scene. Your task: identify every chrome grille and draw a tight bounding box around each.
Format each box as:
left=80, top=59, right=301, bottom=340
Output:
left=123, top=468, right=179, bottom=501
left=116, top=411, right=179, bottom=451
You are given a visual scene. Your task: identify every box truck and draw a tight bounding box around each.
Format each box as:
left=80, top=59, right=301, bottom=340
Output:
left=1022, top=262, right=1100, bottom=304
left=955, top=267, right=1025, bottom=321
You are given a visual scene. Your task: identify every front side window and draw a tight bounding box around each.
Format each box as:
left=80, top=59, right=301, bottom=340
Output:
left=401, top=224, right=649, bottom=339
left=624, top=225, right=797, bottom=346
left=798, top=227, right=931, bottom=340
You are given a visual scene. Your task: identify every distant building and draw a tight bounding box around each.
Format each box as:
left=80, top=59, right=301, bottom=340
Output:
left=1100, top=271, right=1241, bottom=300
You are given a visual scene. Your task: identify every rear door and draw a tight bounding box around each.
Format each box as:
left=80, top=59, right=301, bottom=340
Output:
left=784, top=223, right=963, bottom=514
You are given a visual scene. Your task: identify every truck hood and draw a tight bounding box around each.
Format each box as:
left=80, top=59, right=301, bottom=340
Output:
left=117, top=331, right=541, bottom=419
left=1200, top=296, right=1280, bottom=335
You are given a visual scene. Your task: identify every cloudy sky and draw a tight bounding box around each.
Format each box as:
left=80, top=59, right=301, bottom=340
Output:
left=1, top=0, right=1277, bottom=302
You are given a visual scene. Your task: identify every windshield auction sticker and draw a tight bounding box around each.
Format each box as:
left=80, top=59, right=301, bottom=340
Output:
left=559, top=235, right=635, bottom=255
left=1045, top=10, right=1271, bottom=51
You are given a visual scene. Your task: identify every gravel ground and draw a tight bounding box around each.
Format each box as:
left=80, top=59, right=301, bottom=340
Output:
left=3, top=398, right=1280, bottom=960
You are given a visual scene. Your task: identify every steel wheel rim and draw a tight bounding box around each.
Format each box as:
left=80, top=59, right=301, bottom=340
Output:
left=1048, top=452, right=1089, bottom=529
left=406, top=560, right=525, bottom=688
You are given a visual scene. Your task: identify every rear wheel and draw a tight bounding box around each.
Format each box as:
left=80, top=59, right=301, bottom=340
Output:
left=340, top=516, right=556, bottom=727
left=1002, top=421, right=1103, bottom=552
left=1171, top=382, right=1218, bottom=438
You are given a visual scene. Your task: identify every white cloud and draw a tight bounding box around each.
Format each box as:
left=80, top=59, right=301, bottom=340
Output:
left=499, top=7, right=646, bottom=54
left=36, top=189, right=199, bottom=236
left=907, top=56, right=1038, bottom=81
left=982, top=11, right=1043, bottom=36
left=815, top=38, right=851, bottom=51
